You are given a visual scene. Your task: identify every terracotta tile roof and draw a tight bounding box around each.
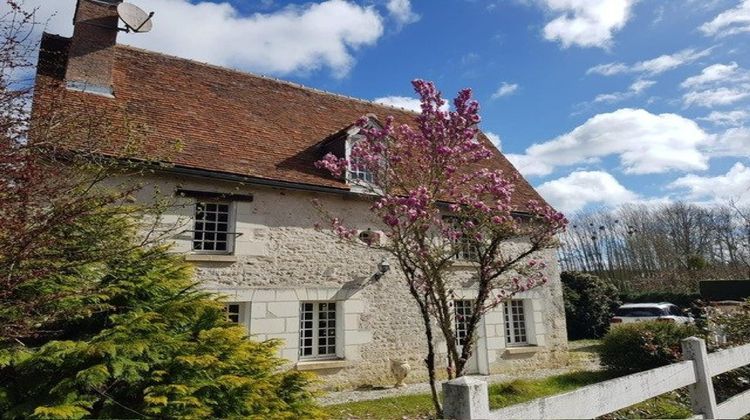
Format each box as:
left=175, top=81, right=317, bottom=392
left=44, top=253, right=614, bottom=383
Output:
left=33, top=33, right=547, bottom=210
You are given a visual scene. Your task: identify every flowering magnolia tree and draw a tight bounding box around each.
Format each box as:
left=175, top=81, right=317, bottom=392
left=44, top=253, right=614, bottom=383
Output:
left=316, top=80, right=566, bottom=415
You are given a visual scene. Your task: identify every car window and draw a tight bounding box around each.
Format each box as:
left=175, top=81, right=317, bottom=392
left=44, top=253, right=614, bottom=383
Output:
left=669, top=305, right=686, bottom=316
left=615, top=307, right=666, bottom=317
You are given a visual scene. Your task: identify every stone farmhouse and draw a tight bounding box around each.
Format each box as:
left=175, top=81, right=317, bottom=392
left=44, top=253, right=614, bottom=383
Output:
left=32, top=0, right=567, bottom=389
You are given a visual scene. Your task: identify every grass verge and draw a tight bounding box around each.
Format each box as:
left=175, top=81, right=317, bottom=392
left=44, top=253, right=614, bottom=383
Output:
left=325, top=370, right=615, bottom=419
left=603, top=390, right=692, bottom=419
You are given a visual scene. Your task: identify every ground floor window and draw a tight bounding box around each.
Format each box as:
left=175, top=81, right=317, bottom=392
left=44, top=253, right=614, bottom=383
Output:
left=504, top=299, right=528, bottom=346
left=224, top=302, right=248, bottom=326
left=299, top=302, right=337, bottom=359
left=454, top=300, right=474, bottom=346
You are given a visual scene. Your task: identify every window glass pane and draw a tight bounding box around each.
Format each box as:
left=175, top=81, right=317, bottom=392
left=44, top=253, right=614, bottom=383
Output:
left=192, top=201, right=231, bottom=253
left=444, top=216, right=479, bottom=261
left=504, top=300, right=528, bottom=346
left=349, top=156, right=373, bottom=183
left=225, top=303, right=242, bottom=324
left=299, top=301, right=337, bottom=359
left=454, top=300, right=473, bottom=347
left=614, top=307, right=665, bottom=317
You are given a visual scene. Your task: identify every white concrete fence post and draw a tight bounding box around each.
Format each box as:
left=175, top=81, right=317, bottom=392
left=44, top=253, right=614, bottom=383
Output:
left=681, top=337, right=718, bottom=419
left=442, top=376, right=490, bottom=420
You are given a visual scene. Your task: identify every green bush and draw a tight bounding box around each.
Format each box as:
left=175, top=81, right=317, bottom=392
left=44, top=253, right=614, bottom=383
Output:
left=708, top=299, right=750, bottom=403
left=0, top=221, right=322, bottom=419
left=562, top=272, right=621, bottom=340
left=599, top=322, right=700, bottom=373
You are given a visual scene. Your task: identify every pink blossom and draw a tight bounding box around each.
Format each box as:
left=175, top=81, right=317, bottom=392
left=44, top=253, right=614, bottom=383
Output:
left=315, top=153, right=348, bottom=178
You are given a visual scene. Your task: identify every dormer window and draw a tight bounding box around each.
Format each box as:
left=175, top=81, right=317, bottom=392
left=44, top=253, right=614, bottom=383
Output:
left=349, top=155, right=374, bottom=183
left=346, top=136, right=376, bottom=187
left=317, top=120, right=380, bottom=188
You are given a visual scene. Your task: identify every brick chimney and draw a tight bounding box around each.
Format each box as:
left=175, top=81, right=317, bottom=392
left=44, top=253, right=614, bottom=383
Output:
left=65, top=0, right=121, bottom=96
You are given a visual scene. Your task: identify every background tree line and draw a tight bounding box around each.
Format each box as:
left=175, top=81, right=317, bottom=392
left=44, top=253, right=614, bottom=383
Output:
left=558, top=202, right=750, bottom=292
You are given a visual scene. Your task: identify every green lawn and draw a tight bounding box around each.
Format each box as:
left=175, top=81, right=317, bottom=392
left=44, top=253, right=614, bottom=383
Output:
left=325, top=370, right=616, bottom=419
left=604, top=391, right=693, bottom=419
left=325, top=339, right=696, bottom=419
left=324, top=370, right=694, bottom=419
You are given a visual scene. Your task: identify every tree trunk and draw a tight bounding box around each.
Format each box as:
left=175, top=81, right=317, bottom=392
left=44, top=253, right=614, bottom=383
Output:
left=407, top=279, right=443, bottom=417
left=421, top=307, right=442, bottom=418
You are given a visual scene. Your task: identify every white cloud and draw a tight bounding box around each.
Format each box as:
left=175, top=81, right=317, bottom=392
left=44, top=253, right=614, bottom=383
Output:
left=669, top=162, right=750, bottom=205
left=680, top=62, right=746, bottom=88
left=587, top=48, right=713, bottom=76
left=634, top=48, right=713, bottom=75
left=586, top=62, right=629, bottom=76
left=373, top=96, right=422, bottom=112
left=710, top=127, right=750, bottom=157
left=700, top=0, right=750, bottom=37
left=507, top=108, right=711, bottom=177
left=680, top=63, right=750, bottom=108
left=485, top=132, right=502, bottom=150
left=699, top=110, right=750, bottom=126
left=629, top=79, right=656, bottom=94
left=541, top=0, right=637, bottom=49
left=491, top=82, right=519, bottom=99
left=593, top=79, right=655, bottom=103
left=683, top=87, right=750, bottom=108
left=372, top=95, right=450, bottom=112
left=6, top=0, right=385, bottom=78
left=586, top=62, right=628, bottom=76
left=386, top=0, right=420, bottom=26
left=536, top=170, right=639, bottom=214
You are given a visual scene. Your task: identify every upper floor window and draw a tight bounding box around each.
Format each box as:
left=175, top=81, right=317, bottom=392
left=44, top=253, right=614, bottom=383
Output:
left=192, top=202, right=232, bottom=253
left=444, top=216, right=480, bottom=261
left=504, top=300, right=528, bottom=346
left=349, top=156, right=374, bottom=183
left=346, top=136, right=376, bottom=186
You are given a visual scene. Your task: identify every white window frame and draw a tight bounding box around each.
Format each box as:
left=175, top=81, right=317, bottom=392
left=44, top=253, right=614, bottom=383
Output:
left=345, top=136, right=375, bottom=185
left=444, top=216, right=480, bottom=261
left=191, top=201, right=235, bottom=254
left=454, top=300, right=474, bottom=347
left=299, top=301, right=339, bottom=360
left=504, top=299, right=529, bottom=346
left=224, top=302, right=250, bottom=329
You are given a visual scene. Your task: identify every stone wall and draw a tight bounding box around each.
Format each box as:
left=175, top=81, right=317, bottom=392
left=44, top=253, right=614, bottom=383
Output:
left=127, top=171, right=568, bottom=389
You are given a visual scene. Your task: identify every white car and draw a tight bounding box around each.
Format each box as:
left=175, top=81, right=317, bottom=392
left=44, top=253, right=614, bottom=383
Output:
left=610, top=302, right=694, bottom=326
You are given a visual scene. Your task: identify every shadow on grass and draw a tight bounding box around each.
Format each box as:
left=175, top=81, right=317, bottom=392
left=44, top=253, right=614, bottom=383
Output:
left=569, top=339, right=604, bottom=355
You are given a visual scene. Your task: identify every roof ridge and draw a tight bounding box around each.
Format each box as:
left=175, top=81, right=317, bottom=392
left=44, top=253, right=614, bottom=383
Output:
left=114, top=42, right=421, bottom=116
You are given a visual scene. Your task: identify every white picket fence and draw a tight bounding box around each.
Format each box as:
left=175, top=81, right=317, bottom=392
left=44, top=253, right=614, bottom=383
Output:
left=442, top=337, right=750, bottom=419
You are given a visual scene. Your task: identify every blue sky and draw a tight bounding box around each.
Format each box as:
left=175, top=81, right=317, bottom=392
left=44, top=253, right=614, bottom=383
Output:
left=20, top=0, right=750, bottom=215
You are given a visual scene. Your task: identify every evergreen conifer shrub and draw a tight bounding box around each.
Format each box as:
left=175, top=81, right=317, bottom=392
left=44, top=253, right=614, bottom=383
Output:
left=0, top=224, right=321, bottom=419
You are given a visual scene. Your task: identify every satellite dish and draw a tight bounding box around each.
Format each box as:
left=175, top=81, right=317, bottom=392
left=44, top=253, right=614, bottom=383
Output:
left=117, top=2, right=154, bottom=33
